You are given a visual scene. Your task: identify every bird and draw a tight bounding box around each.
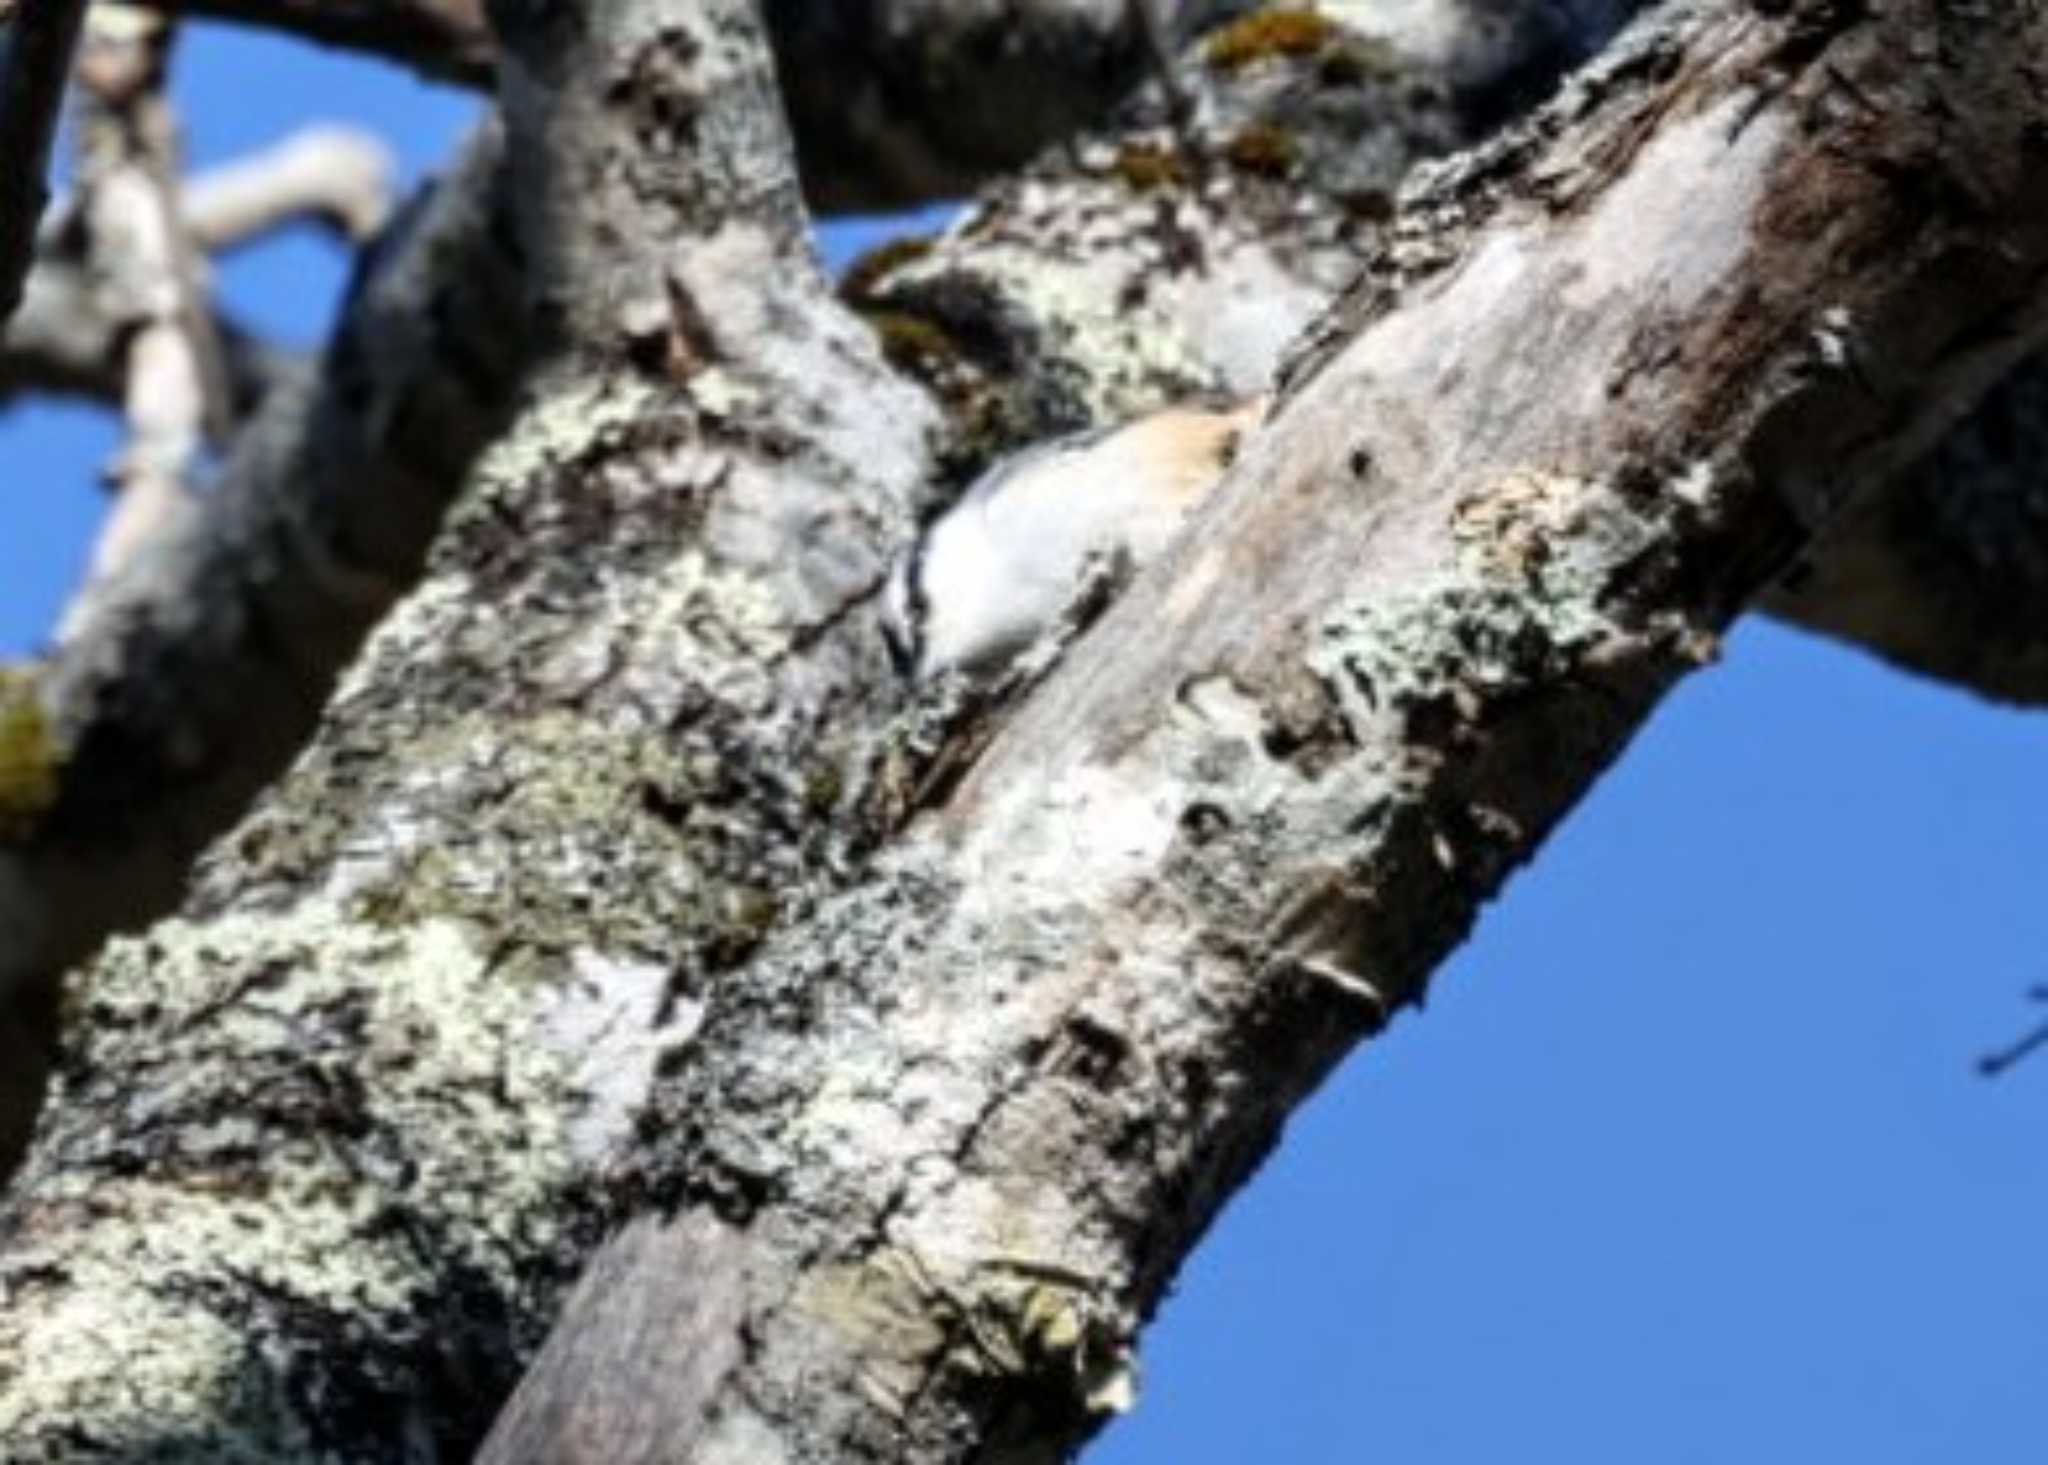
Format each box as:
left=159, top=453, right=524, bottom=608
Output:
left=881, top=398, right=1264, bottom=682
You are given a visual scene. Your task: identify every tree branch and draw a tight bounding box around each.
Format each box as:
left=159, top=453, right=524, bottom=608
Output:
left=476, top=3, right=2048, bottom=1455
left=0, top=120, right=523, bottom=1175
left=63, top=6, right=230, bottom=635
left=179, top=0, right=494, bottom=82
left=0, top=0, right=88, bottom=328
left=1, top=125, right=389, bottom=412
left=159, top=0, right=1637, bottom=213
left=180, top=123, right=394, bottom=249
left=0, top=3, right=2039, bottom=1463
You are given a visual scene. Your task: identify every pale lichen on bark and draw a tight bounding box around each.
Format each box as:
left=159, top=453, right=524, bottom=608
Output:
left=6, top=1, right=2048, bottom=1462
left=4, top=903, right=585, bottom=1455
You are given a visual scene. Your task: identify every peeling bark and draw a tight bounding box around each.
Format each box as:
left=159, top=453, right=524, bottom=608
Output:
left=479, top=4, right=2048, bottom=1458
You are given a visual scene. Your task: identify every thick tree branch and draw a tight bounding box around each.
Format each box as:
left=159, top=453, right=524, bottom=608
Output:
left=0, top=0, right=88, bottom=329
left=179, top=0, right=494, bottom=83
left=161, top=0, right=1636, bottom=213
left=0, top=120, right=523, bottom=1175
left=0, top=2, right=2039, bottom=1463
left=0, top=0, right=936, bottom=1448
left=477, top=3, right=2048, bottom=1456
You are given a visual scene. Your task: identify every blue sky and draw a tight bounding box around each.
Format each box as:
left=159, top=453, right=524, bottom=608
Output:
left=4, top=24, right=2043, bottom=1463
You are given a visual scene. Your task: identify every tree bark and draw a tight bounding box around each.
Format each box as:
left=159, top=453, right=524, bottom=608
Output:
left=0, top=0, right=1578, bottom=1174
left=0, top=123, right=524, bottom=1175
left=480, top=2, right=2048, bottom=1457
left=12, top=0, right=2048, bottom=1196
left=3, top=3, right=2044, bottom=1464
left=160, top=0, right=1639, bottom=210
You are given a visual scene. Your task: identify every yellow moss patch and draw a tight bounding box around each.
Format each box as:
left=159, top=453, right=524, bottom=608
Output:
left=838, top=235, right=935, bottom=303
left=0, top=665, right=60, bottom=839
left=1111, top=141, right=1191, bottom=191
left=863, top=309, right=963, bottom=376
left=1224, top=122, right=1300, bottom=177
left=1204, top=8, right=1338, bottom=70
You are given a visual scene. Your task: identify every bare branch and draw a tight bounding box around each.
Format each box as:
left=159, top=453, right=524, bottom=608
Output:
left=177, top=0, right=494, bottom=84
left=0, top=0, right=88, bottom=327
left=0, top=125, right=389, bottom=411
left=181, top=123, right=394, bottom=248
left=60, top=6, right=228, bottom=633
left=0, top=0, right=2037, bottom=1459
left=0, top=238, right=299, bottom=412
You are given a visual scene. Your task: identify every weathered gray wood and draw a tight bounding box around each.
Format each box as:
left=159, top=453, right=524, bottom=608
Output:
left=476, top=2, right=2048, bottom=1461
left=475, top=1213, right=752, bottom=1462
left=2, top=1, right=2046, bottom=1462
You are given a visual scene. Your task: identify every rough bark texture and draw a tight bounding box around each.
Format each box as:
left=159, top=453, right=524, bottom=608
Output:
left=2, top=1, right=2044, bottom=1116
left=482, top=4, right=2048, bottom=1459
left=0, top=123, right=524, bottom=1175
left=0, top=0, right=1625, bottom=1176
left=2, top=3, right=2044, bottom=1465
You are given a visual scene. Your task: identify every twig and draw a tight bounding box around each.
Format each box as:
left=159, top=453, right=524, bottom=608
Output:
left=1977, top=986, right=2048, bottom=1077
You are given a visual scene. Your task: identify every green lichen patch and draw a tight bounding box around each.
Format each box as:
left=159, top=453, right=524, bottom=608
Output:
left=341, top=710, right=752, bottom=969
left=1204, top=8, right=1339, bottom=70
left=21, top=903, right=592, bottom=1454
left=0, top=664, right=60, bottom=840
